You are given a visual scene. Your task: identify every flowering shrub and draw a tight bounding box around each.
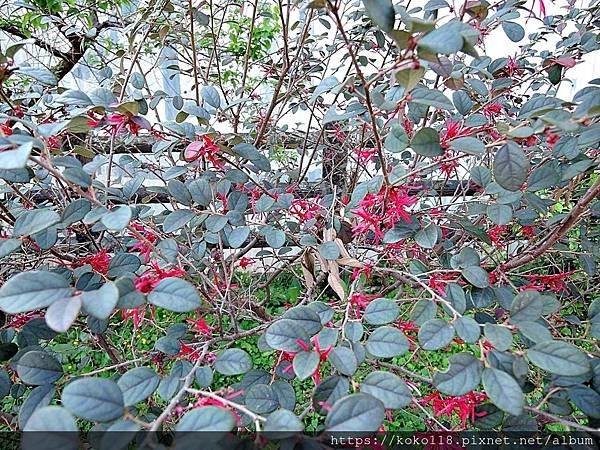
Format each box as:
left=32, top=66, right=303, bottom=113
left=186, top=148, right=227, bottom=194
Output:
left=0, top=0, right=599, bottom=443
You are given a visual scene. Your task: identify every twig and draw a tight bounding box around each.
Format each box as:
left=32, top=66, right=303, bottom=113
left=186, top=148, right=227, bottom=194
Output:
left=186, top=388, right=267, bottom=423
left=524, top=406, right=600, bottom=434
left=147, top=345, right=208, bottom=434
left=503, top=176, right=600, bottom=270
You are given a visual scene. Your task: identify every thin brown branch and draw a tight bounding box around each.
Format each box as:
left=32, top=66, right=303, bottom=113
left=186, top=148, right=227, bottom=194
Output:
left=0, top=25, right=71, bottom=61
left=327, top=0, right=390, bottom=186
left=502, top=176, right=600, bottom=271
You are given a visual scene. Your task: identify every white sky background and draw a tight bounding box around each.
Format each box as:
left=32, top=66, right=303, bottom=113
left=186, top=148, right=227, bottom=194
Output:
left=483, top=0, right=599, bottom=97
left=276, top=0, right=599, bottom=128
left=2, top=0, right=598, bottom=172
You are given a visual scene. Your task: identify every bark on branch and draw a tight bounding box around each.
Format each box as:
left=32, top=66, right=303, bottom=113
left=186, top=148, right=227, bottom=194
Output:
left=502, top=176, right=600, bottom=271
left=0, top=24, right=72, bottom=61
left=0, top=21, right=115, bottom=82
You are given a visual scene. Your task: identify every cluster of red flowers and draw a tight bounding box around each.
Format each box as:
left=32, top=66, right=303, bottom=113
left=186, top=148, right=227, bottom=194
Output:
left=243, top=186, right=262, bottom=211
left=489, top=225, right=537, bottom=247
left=403, top=117, right=414, bottom=137
left=86, top=112, right=103, bottom=128
left=349, top=292, right=378, bottom=318
left=278, top=334, right=333, bottom=384
left=472, top=22, right=491, bottom=44
left=487, top=225, right=508, bottom=248
left=215, top=192, right=228, bottom=213
left=38, top=118, right=63, bottom=151
left=381, top=240, right=413, bottom=261
left=51, top=249, right=111, bottom=276
left=176, top=342, right=203, bottom=361
left=133, top=261, right=187, bottom=293
left=481, top=340, right=495, bottom=355
left=176, top=341, right=211, bottom=362
left=289, top=198, right=323, bottom=223
left=354, top=147, right=377, bottom=164
left=107, top=113, right=141, bottom=134
left=173, top=347, right=217, bottom=365
left=419, top=391, right=488, bottom=429
left=438, top=158, right=459, bottom=178
left=183, top=135, right=223, bottom=169
left=0, top=107, right=24, bottom=137
left=428, top=272, right=461, bottom=296
left=186, top=317, right=213, bottom=336
left=488, top=270, right=499, bottom=285
left=521, top=271, right=575, bottom=293
left=0, top=121, right=12, bottom=136
left=129, top=223, right=158, bottom=263
left=237, top=256, right=255, bottom=269
left=45, top=135, right=62, bottom=151
left=87, top=112, right=152, bottom=136
left=396, top=320, right=419, bottom=335
left=350, top=263, right=373, bottom=281
left=520, top=225, right=535, bottom=238
left=440, top=119, right=489, bottom=149
left=352, top=185, right=417, bottom=243
left=396, top=320, right=419, bottom=350
left=71, top=249, right=112, bottom=275
left=482, top=103, right=504, bottom=118
left=436, top=119, right=493, bottom=176
left=545, top=129, right=560, bottom=148
left=121, top=305, right=154, bottom=330
left=504, top=55, right=523, bottom=77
